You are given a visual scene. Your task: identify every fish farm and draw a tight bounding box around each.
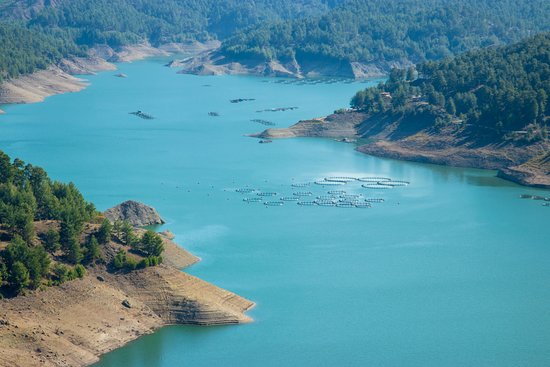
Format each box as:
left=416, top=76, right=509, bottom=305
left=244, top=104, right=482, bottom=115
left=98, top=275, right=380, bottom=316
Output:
left=230, top=98, right=256, bottom=103
left=130, top=110, right=154, bottom=120
left=231, top=174, right=409, bottom=210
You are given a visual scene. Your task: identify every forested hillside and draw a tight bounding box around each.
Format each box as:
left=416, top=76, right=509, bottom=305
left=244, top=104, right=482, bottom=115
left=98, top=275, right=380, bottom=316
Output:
left=222, top=0, right=550, bottom=68
left=350, top=33, right=550, bottom=141
left=0, top=21, right=82, bottom=83
left=0, top=150, right=166, bottom=297
left=0, top=0, right=343, bottom=80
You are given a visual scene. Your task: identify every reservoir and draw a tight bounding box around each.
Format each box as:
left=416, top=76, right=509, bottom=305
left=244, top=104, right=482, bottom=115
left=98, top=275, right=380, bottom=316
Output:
left=1, top=58, right=549, bottom=367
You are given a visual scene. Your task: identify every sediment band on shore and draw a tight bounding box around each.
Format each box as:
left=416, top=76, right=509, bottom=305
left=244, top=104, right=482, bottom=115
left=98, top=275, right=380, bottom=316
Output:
left=0, top=230, right=254, bottom=367
left=254, top=112, right=550, bottom=188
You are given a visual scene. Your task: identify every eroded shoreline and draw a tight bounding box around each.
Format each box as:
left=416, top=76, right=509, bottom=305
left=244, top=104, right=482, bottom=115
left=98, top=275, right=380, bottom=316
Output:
left=0, top=231, right=254, bottom=367
left=254, top=112, right=550, bottom=189
left=0, top=41, right=219, bottom=108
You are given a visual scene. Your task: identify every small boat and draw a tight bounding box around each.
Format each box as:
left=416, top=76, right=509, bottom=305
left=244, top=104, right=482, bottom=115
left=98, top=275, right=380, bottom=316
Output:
left=259, top=140, right=273, bottom=144
left=208, top=112, right=220, bottom=117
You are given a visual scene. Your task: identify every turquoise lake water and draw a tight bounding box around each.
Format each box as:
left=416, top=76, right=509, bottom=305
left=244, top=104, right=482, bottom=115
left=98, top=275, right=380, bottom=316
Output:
left=1, top=58, right=550, bottom=367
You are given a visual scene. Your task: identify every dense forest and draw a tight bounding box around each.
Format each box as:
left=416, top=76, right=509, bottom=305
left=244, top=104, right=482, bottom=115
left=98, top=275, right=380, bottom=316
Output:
left=0, top=150, right=165, bottom=297
left=222, top=0, right=550, bottom=67
left=349, top=33, right=550, bottom=141
left=0, top=21, right=83, bottom=83
left=0, top=0, right=342, bottom=80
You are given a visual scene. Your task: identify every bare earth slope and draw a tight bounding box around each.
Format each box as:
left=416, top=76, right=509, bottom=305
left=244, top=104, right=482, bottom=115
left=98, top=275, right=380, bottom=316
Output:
left=172, top=47, right=403, bottom=79
left=256, top=112, right=550, bottom=188
left=0, top=236, right=253, bottom=367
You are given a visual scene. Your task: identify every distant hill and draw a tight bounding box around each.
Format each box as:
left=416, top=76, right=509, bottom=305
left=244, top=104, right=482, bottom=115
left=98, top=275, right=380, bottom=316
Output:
left=220, top=0, right=550, bottom=75
left=0, top=0, right=344, bottom=80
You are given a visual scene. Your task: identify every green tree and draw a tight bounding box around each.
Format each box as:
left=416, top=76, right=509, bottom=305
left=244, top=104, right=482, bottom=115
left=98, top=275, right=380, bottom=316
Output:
left=74, top=264, right=86, bottom=278
left=65, top=237, right=83, bottom=265
left=44, top=229, right=61, bottom=253
left=53, top=264, right=70, bottom=285
left=9, top=262, right=30, bottom=294
left=96, top=219, right=112, bottom=244
left=113, top=250, right=127, bottom=269
left=138, top=230, right=165, bottom=257
left=120, top=221, right=134, bottom=245
left=84, top=235, right=102, bottom=264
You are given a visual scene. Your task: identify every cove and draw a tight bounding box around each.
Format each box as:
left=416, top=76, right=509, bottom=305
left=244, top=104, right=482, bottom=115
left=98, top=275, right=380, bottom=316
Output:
left=1, top=58, right=550, bottom=367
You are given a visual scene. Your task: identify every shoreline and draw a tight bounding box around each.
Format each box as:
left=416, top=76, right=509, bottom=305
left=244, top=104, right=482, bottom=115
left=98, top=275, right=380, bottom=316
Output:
left=0, top=41, right=219, bottom=110
left=170, top=45, right=407, bottom=79
left=254, top=112, right=550, bottom=189
left=0, top=230, right=254, bottom=367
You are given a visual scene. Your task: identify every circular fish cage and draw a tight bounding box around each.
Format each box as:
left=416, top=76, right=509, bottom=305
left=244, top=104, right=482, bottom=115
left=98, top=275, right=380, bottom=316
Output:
left=362, top=184, right=392, bottom=189
left=280, top=197, right=299, bottom=201
left=243, top=197, right=262, bottom=203
left=324, top=176, right=357, bottom=183
left=236, top=188, right=257, bottom=193
left=315, top=180, right=346, bottom=186
left=358, top=177, right=392, bottom=183
left=264, top=201, right=284, bottom=206
left=293, top=191, right=313, bottom=197
left=379, top=180, right=410, bottom=187
left=291, top=183, right=311, bottom=188
left=355, top=202, right=372, bottom=208
left=297, top=201, right=317, bottom=206
left=257, top=192, right=278, bottom=197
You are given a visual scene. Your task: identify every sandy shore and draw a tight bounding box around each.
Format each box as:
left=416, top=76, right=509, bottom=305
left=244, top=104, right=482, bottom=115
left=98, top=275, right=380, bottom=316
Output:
left=0, top=41, right=218, bottom=109
left=0, top=232, right=254, bottom=367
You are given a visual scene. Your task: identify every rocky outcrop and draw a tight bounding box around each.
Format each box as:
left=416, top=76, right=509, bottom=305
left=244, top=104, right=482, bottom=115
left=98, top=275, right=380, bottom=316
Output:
left=497, top=153, right=550, bottom=188
left=104, top=200, right=165, bottom=227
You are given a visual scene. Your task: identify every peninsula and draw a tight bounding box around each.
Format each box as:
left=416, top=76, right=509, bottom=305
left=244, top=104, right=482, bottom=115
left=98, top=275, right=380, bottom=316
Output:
left=254, top=34, right=550, bottom=188
left=0, top=151, right=254, bottom=367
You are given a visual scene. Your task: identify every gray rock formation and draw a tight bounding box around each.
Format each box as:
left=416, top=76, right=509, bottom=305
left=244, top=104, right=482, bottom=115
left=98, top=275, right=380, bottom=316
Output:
left=104, top=200, right=165, bottom=227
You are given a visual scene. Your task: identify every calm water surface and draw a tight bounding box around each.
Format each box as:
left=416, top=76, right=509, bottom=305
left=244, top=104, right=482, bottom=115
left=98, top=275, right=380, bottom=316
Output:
left=1, top=58, right=549, bottom=367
